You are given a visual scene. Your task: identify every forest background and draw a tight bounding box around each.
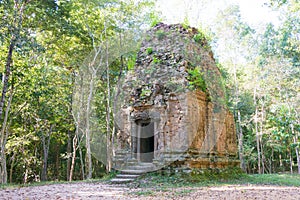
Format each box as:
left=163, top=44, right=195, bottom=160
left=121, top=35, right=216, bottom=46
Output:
left=0, top=0, right=299, bottom=184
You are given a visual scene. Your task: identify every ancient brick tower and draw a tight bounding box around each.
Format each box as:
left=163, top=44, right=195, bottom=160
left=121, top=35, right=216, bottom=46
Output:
left=113, top=23, right=240, bottom=171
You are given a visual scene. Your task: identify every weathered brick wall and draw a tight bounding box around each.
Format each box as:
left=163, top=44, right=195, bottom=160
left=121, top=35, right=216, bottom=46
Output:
left=113, top=23, right=240, bottom=169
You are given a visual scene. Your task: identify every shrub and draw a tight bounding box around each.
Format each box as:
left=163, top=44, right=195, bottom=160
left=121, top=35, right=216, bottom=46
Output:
left=146, top=47, right=153, bottom=54
left=187, top=68, right=207, bottom=92
left=155, top=30, right=167, bottom=40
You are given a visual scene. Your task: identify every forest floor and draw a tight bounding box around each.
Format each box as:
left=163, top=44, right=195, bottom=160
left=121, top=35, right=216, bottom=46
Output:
left=1, top=173, right=300, bottom=199
left=0, top=181, right=300, bottom=200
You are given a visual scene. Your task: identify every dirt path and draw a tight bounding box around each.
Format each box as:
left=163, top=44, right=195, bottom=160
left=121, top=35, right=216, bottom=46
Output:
left=0, top=182, right=299, bottom=200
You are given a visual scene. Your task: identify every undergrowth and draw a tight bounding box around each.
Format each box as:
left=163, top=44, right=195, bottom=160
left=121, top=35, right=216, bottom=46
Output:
left=128, top=167, right=300, bottom=188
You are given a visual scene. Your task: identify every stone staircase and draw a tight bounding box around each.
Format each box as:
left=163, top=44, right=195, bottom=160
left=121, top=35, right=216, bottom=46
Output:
left=110, top=162, right=156, bottom=184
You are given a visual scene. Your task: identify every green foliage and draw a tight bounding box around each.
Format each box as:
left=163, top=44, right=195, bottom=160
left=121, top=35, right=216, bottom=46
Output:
left=152, top=55, right=161, bottom=64
left=182, top=16, right=190, bottom=29
left=165, top=79, right=185, bottom=93
left=100, top=171, right=119, bottom=181
left=193, top=32, right=205, bottom=43
left=155, top=30, right=167, bottom=40
left=149, top=12, right=162, bottom=27
left=0, top=0, right=156, bottom=184
left=130, top=190, right=155, bottom=196
left=174, top=189, right=194, bottom=196
left=127, top=53, right=137, bottom=70
left=187, top=68, right=207, bottom=92
left=128, top=169, right=300, bottom=190
left=140, top=88, right=152, bottom=97
left=248, top=174, right=300, bottom=186
left=146, top=47, right=153, bottom=54
left=188, top=167, right=247, bottom=182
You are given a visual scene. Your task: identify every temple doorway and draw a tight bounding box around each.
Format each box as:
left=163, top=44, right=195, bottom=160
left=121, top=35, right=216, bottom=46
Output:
left=134, top=119, right=154, bottom=162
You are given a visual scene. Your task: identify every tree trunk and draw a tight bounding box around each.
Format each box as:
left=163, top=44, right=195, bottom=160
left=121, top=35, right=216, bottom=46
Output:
left=85, top=73, right=95, bottom=179
left=71, top=71, right=85, bottom=181
left=260, top=100, right=265, bottom=174
left=41, top=124, right=54, bottom=181
left=291, top=124, right=300, bottom=174
left=237, top=110, right=245, bottom=171
left=295, top=137, right=300, bottom=174
left=105, top=30, right=111, bottom=173
left=253, top=87, right=261, bottom=174
left=279, top=154, right=283, bottom=172
left=270, top=147, right=273, bottom=174
left=55, top=144, right=60, bottom=180
left=67, top=129, right=72, bottom=181
left=78, top=142, right=85, bottom=180
left=0, top=82, right=14, bottom=184
left=9, top=153, right=15, bottom=183
left=289, top=149, right=293, bottom=174
left=67, top=71, right=75, bottom=181
left=69, top=135, right=77, bottom=182
left=0, top=40, right=14, bottom=121
left=255, top=105, right=261, bottom=174
left=24, top=168, right=28, bottom=184
left=83, top=43, right=103, bottom=179
left=260, top=132, right=265, bottom=174
left=0, top=35, right=15, bottom=185
left=0, top=0, right=30, bottom=185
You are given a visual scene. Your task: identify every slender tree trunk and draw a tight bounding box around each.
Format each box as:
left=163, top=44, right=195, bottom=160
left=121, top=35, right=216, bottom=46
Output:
left=237, top=110, right=245, bottom=170
left=270, top=147, right=273, bottom=174
left=279, top=154, right=283, bottom=172
left=0, top=40, right=14, bottom=121
left=0, top=34, right=15, bottom=186
left=78, top=142, right=85, bottom=179
left=69, top=135, right=77, bottom=182
left=0, top=83, right=14, bottom=184
left=289, top=149, right=293, bottom=174
left=0, top=0, right=30, bottom=185
left=67, top=71, right=76, bottom=181
left=105, top=27, right=111, bottom=173
left=83, top=46, right=103, bottom=179
left=260, top=101, right=265, bottom=174
left=67, top=129, right=71, bottom=180
left=41, top=124, right=54, bottom=181
left=9, top=153, right=15, bottom=183
left=85, top=73, right=95, bottom=179
left=286, top=103, right=299, bottom=174
left=291, top=124, right=300, bottom=174
left=232, top=63, right=245, bottom=171
left=254, top=87, right=261, bottom=174
left=260, top=131, right=264, bottom=174
left=55, top=144, right=60, bottom=180
left=295, top=137, right=300, bottom=174
left=71, top=71, right=85, bottom=180
left=112, top=33, right=125, bottom=153
left=24, top=168, right=28, bottom=184
left=255, top=106, right=261, bottom=174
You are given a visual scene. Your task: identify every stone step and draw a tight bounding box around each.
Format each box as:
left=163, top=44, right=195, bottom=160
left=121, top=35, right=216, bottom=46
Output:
left=110, top=178, right=135, bottom=184
left=126, top=165, right=154, bottom=171
left=120, top=169, right=147, bottom=175
left=139, top=162, right=154, bottom=166
left=110, top=172, right=142, bottom=184
left=116, top=174, right=140, bottom=179
left=110, top=164, right=160, bottom=184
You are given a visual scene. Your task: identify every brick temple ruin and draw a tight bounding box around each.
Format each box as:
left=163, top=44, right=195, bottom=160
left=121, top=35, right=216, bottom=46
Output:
left=113, top=23, right=240, bottom=172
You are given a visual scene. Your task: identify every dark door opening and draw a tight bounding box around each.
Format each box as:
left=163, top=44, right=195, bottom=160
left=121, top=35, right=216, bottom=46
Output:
left=135, top=120, right=154, bottom=162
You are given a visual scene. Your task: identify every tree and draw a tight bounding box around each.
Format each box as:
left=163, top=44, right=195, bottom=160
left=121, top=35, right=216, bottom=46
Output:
left=213, top=5, right=256, bottom=171
left=70, top=0, right=155, bottom=179
left=0, top=0, right=34, bottom=184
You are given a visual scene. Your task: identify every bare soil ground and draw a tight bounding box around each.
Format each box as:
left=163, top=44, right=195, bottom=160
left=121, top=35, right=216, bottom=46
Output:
left=0, top=182, right=299, bottom=200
